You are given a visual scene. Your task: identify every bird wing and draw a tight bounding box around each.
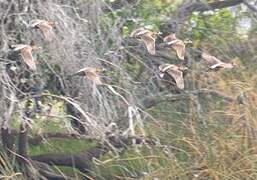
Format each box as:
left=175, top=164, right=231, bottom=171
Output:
left=171, top=40, right=185, bottom=60
left=166, top=68, right=184, bottom=89
left=11, top=44, right=28, bottom=51
left=30, top=19, right=44, bottom=27
left=166, top=39, right=180, bottom=45
left=202, top=52, right=222, bottom=65
left=130, top=28, right=148, bottom=37
left=72, top=67, right=88, bottom=76
left=210, top=62, right=224, bottom=69
left=141, top=34, right=156, bottom=55
left=86, top=71, right=102, bottom=85
left=37, top=23, right=54, bottom=41
left=20, top=47, right=36, bottom=71
left=211, top=62, right=233, bottom=69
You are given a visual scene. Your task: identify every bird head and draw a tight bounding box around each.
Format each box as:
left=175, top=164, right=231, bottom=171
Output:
left=177, top=64, right=188, bottom=71
left=231, top=62, right=237, bottom=67
left=30, top=40, right=41, bottom=50
left=48, top=20, right=56, bottom=26
left=95, top=67, right=105, bottom=73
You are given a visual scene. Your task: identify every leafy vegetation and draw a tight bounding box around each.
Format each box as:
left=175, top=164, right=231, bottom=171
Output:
left=1, top=0, right=257, bottom=179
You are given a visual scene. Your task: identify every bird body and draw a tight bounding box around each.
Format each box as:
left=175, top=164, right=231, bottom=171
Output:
left=11, top=42, right=38, bottom=71
left=30, top=19, right=55, bottom=41
left=159, top=64, right=187, bottom=89
left=202, top=52, right=234, bottom=70
left=163, top=34, right=186, bottom=60
left=73, top=67, right=103, bottom=85
left=131, top=28, right=157, bottom=55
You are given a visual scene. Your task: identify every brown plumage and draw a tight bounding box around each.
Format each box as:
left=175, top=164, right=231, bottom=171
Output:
left=163, top=34, right=186, bottom=60
left=202, top=52, right=235, bottom=70
left=159, top=64, right=187, bottom=89
left=130, top=28, right=157, bottom=55
left=11, top=41, right=38, bottom=71
left=73, top=67, right=103, bottom=85
left=30, top=19, right=55, bottom=41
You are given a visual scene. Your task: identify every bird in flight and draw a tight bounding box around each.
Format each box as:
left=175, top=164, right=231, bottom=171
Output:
left=163, top=33, right=190, bottom=60
left=159, top=64, right=187, bottom=89
left=11, top=41, right=39, bottom=71
left=30, top=19, right=56, bottom=41
left=73, top=67, right=103, bottom=85
left=201, top=52, right=235, bottom=70
left=130, top=27, right=158, bottom=55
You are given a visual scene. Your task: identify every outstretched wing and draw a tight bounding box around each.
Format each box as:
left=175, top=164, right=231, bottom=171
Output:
left=11, top=44, right=28, bottom=51
left=202, top=52, right=222, bottom=65
left=30, top=19, right=44, bottom=27
left=37, top=23, right=54, bottom=41
left=73, top=68, right=86, bottom=76
left=172, top=40, right=185, bottom=60
left=86, top=71, right=102, bottom=85
left=166, top=68, right=184, bottom=89
left=20, top=47, right=36, bottom=71
left=130, top=28, right=148, bottom=37
left=210, top=62, right=224, bottom=69
left=141, top=35, right=156, bottom=55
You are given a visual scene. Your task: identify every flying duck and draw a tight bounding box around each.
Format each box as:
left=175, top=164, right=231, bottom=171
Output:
left=159, top=64, right=187, bottom=89
left=202, top=52, right=235, bottom=70
left=130, top=27, right=158, bottom=55
left=30, top=19, right=55, bottom=41
left=163, top=33, right=189, bottom=60
left=11, top=41, right=39, bottom=71
left=73, top=67, right=103, bottom=85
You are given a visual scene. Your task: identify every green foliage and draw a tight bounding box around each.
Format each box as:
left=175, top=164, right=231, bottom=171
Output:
left=186, top=9, right=237, bottom=47
left=29, top=139, right=97, bottom=156
left=92, top=146, right=188, bottom=179
left=0, top=153, right=24, bottom=180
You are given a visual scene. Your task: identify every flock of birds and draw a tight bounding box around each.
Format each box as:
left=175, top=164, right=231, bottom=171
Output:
left=10, top=19, right=235, bottom=90
left=11, top=19, right=104, bottom=85
left=130, top=27, right=235, bottom=89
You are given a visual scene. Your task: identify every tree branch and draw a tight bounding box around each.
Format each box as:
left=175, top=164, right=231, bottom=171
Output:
left=162, top=0, right=243, bottom=33
left=242, top=0, right=257, bottom=13
left=31, top=146, right=107, bottom=175
left=31, top=135, right=156, bottom=176
left=199, top=0, right=243, bottom=11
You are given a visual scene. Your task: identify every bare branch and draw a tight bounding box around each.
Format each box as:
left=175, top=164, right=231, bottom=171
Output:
left=162, top=0, right=243, bottom=33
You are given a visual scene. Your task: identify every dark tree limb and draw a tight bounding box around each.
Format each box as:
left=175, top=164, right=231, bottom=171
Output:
left=30, top=135, right=156, bottom=176
left=242, top=0, right=257, bottom=13
left=1, top=128, right=15, bottom=156
left=162, top=0, right=243, bottom=34
left=32, top=160, right=69, bottom=180
left=18, top=124, right=29, bottom=159
left=198, top=0, right=243, bottom=11
left=31, top=146, right=106, bottom=175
